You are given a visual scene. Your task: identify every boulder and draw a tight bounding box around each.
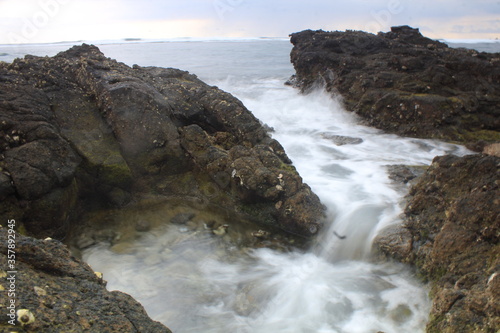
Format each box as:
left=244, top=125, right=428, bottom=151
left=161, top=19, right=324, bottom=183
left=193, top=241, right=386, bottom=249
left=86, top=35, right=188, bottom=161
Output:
left=289, top=26, right=500, bottom=146
left=0, top=228, right=171, bottom=332
left=0, top=44, right=325, bottom=239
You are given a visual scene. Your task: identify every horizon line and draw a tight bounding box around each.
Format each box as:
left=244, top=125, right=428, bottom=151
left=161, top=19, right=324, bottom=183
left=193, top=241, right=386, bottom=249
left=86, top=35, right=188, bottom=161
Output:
left=0, top=36, right=294, bottom=47
left=1, top=35, right=499, bottom=47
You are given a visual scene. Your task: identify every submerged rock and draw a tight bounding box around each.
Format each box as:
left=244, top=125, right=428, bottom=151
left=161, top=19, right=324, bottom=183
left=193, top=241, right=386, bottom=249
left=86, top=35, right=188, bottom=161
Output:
left=320, top=134, right=363, bottom=146
left=290, top=26, right=500, bottom=146
left=0, top=44, right=325, bottom=239
left=0, top=228, right=171, bottom=332
left=375, top=154, right=499, bottom=332
left=170, top=212, right=196, bottom=225
left=386, top=165, right=426, bottom=185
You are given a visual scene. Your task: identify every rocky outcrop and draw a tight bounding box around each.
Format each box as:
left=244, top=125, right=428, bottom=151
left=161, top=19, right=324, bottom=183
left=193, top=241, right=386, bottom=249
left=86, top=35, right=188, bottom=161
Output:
left=375, top=154, right=499, bottom=332
left=289, top=26, right=500, bottom=146
left=0, top=44, right=325, bottom=239
left=0, top=228, right=171, bottom=332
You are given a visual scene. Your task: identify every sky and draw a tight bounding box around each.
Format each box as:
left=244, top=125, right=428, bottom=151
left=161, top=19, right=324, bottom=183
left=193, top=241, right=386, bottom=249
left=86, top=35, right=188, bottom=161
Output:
left=0, top=0, right=499, bottom=44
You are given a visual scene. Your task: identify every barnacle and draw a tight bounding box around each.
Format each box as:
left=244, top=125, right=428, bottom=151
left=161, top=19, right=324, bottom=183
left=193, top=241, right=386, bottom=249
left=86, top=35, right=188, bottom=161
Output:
left=17, top=309, right=35, bottom=326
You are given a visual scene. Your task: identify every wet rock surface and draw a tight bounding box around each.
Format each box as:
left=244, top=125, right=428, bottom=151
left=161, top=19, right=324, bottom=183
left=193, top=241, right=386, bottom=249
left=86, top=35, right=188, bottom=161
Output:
left=386, top=165, right=426, bottom=185
left=375, top=154, right=499, bottom=332
left=290, top=26, right=500, bottom=146
left=0, top=228, right=171, bottom=332
left=320, top=134, right=363, bottom=146
left=0, top=44, right=325, bottom=238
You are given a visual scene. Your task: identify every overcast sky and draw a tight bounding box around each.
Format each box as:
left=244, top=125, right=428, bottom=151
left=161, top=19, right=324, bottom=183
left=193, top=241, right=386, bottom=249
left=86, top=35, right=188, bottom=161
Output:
left=1, top=0, right=499, bottom=44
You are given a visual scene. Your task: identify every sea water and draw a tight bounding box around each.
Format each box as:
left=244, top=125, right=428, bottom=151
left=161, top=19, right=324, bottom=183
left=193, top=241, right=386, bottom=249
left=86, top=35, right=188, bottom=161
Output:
left=1, top=39, right=479, bottom=332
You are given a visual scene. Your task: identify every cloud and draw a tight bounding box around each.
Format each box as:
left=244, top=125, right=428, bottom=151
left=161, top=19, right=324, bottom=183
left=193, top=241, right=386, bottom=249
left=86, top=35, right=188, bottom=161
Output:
left=0, top=0, right=498, bottom=44
left=451, top=18, right=500, bottom=34
left=0, top=0, right=220, bottom=43
left=412, top=14, right=500, bottom=39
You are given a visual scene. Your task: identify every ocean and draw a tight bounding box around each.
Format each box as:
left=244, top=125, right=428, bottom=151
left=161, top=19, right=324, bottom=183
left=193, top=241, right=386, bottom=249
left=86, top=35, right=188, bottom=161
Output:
left=1, top=38, right=489, bottom=332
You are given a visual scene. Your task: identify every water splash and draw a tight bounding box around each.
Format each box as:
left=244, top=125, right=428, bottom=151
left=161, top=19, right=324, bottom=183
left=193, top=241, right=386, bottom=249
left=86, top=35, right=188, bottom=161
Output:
left=221, top=79, right=470, bottom=261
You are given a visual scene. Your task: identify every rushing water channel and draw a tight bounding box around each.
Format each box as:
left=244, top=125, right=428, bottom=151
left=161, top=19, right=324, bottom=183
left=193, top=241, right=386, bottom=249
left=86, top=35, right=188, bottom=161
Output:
left=1, top=40, right=474, bottom=332
left=82, top=78, right=471, bottom=332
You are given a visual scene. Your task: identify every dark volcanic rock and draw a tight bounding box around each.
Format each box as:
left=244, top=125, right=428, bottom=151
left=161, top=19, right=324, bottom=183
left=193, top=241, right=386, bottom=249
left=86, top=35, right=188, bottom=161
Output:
left=0, top=228, right=171, bottom=332
left=375, top=154, right=499, bottom=332
left=387, top=165, right=426, bottom=185
left=0, top=44, right=325, bottom=239
left=290, top=26, right=500, bottom=145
